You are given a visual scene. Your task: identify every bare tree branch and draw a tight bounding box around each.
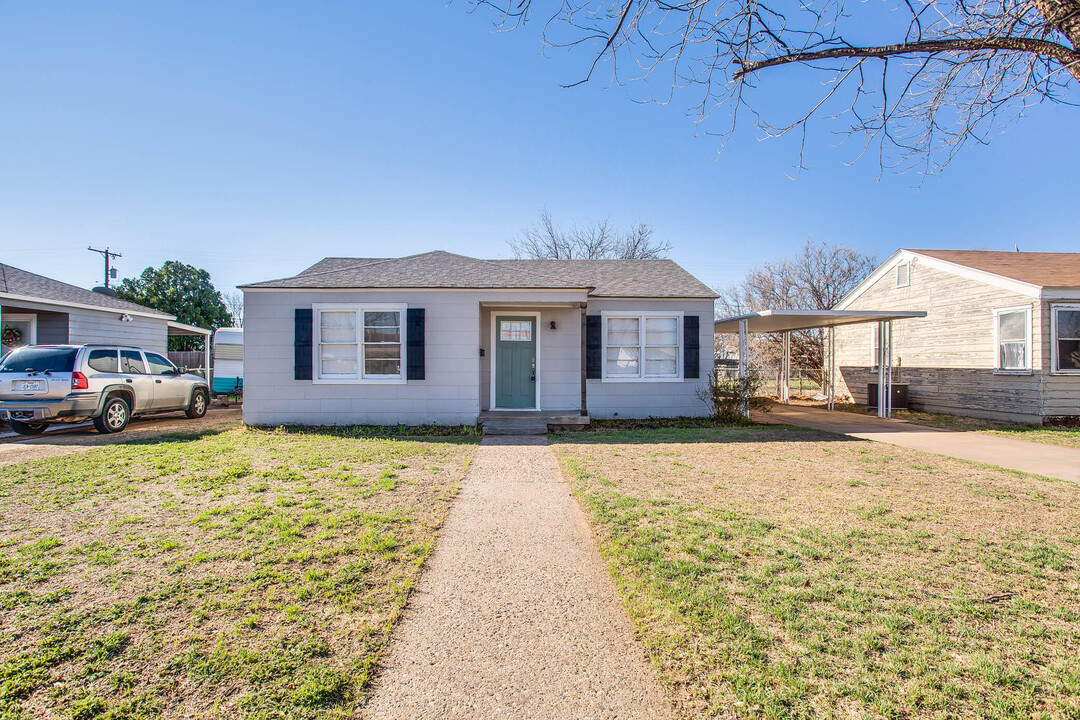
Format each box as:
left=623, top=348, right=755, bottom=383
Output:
left=508, top=209, right=672, bottom=259
left=466, top=0, right=1080, bottom=173
left=734, top=36, right=1080, bottom=81
left=718, top=239, right=876, bottom=380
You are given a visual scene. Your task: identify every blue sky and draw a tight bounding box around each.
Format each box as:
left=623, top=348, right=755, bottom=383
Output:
left=1, top=2, right=1077, bottom=297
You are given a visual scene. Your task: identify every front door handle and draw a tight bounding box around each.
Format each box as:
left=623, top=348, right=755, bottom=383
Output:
left=531, top=357, right=536, bottom=383
left=155, top=379, right=162, bottom=383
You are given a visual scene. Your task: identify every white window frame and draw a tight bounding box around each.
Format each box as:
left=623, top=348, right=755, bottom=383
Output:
left=1050, top=303, right=1080, bottom=375
left=600, top=311, right=683, bottom=382
left=312, top=303, right=407, bottom=384
left=1, top=313, right=37, bottom=349
left=993, top=305, right=1032, bottom=375
left=895, top=262, right=910, bottom=288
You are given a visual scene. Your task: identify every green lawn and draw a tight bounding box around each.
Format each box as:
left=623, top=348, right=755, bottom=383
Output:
left=0, top=426, right=476, bottom=719
left=554, top=426, right=1080, bottom=719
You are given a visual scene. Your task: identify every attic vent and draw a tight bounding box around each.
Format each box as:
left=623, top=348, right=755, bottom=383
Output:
left=895, top=262, right=910, bottom=288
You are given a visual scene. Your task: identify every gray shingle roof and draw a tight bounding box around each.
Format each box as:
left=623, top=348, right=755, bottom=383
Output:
left=0, top=263, right=173, bottom=317
left=244, top=251, right=717, bottom=299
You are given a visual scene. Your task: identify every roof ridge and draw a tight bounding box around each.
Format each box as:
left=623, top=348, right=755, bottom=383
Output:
left=469, top=254, right=595, bottom=288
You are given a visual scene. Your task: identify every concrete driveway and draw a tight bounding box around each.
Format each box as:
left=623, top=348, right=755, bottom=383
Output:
left=0, top=406, right=242, bottom=466
left=757, top=404, right=1080, bottom=482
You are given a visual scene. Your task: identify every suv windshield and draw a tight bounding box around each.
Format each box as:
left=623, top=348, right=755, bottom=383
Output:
left=0, top=347, right=78, bottom=374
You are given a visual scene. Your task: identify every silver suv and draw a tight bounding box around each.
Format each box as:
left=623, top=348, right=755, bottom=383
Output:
left=0, top=344, right=210, bottom=435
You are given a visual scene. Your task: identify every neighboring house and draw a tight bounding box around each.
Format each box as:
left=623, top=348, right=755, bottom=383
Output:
left=832, top=249, right=1080, bottom=424
left=239, top=251, right=717, bottom=426
left=0, top=263, right=209, bottom=363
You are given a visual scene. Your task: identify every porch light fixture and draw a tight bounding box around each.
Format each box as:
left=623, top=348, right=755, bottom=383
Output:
left=119, top=314, right=133, bottom=322
left=549, top=320, right=557, bottom=330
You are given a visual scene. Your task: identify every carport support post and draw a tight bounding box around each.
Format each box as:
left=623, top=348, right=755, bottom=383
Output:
left=827, top=328, right=836, bottom=411
left=885, top=321, right=893, bottom=418
left=204, top=330, right=211, bottom=383
left=780, top=331, right=790, bottom=404
left=876, top=320, right=893, bottom=419
left=738, top=318, right=750, bottom=419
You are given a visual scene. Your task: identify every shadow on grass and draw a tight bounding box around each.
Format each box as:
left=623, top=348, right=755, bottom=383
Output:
left=117, top=424, right=238, bottom=447
left=553, top=417, right=860, bottom=445
left=245, top=423, right=483, bottom=445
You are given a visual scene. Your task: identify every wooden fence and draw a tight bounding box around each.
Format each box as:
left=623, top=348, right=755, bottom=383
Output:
left=167, top=351, right=208, bottom=373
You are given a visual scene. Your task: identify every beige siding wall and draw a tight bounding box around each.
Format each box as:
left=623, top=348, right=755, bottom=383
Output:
left=833, top=259, right=1068, bottom=423
left=1041, top=299, right=1080, bottom=417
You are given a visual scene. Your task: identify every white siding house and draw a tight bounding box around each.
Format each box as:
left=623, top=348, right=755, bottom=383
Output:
left=1, top=263, right=175, bottom=356
left=240, top=252, right=717, bottom=427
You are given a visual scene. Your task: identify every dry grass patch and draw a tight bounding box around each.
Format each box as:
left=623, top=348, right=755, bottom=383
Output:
left=554, top=425, right=1080, bottom=719
left=0, top=426, right=477, bottom=719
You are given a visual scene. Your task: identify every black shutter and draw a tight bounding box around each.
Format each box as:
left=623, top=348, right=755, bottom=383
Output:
left=585, top=315, right=602, bottom=379
left=294, top=308, right=313, bottom=381
left=683, top=315, right=700, bottom=379
left=406, top=308, right=425, bottom=380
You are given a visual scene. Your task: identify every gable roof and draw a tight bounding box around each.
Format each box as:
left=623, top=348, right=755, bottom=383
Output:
left=909, top=250, right=1080, bottom=288
left=0, top=263, right=173, bottom=319
left=243, top=251, right=717, bottom=299
left=837, top=248, right=1080, bottom=309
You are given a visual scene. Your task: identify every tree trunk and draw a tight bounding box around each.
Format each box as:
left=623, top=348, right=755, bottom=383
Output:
left=1034, top=0, right=1080, bottom=79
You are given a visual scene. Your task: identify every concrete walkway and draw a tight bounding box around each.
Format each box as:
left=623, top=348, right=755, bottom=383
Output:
left=758, top=405, right=1080, bottom=482
left=363, top=436, right=672, bottom=720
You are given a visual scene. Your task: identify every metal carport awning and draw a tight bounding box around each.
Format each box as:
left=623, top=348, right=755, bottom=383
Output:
left=167, top=320, right=212, bottom=379
left=713, top=310, right=927, bottom=418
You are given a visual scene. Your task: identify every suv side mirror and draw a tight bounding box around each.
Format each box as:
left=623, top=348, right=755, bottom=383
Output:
left=178, top=366, right=189, bottom=375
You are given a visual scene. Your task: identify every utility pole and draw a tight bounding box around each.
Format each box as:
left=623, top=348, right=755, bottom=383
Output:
left=87, top=247, right=122, bottom=289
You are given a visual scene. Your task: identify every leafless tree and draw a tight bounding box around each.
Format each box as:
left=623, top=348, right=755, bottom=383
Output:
left=508, top=208, right=672, bottom=258
left=718, top=239, right=876, bottom=380
left=468, top=0, right=1080, bottom=174
left=222, top=291, right=244, bottom=328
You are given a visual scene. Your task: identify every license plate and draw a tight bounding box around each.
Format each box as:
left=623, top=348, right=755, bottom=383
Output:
left=14, top=380, right=43, bottom=392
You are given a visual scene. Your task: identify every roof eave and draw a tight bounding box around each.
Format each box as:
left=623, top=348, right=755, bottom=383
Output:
left=0, top=290, right=175, bottom=320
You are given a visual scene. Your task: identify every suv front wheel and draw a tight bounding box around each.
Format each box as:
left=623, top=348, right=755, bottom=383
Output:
left=94, top=396, right=130, bottom=434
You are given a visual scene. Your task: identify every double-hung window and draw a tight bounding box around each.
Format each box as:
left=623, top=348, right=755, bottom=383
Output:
left=995, top=307, right=1031, bottom=373
left=1052, top=304, right=1080, bottom=374
left=603, top=313, right=681, bottom=380
left=315, top=305, right=405, bottom=382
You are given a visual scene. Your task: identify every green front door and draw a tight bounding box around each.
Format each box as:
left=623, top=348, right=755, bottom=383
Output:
left=495, top=316, right=536, bottom=408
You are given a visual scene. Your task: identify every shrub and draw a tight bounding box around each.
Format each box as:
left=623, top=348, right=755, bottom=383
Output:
left=697, top=370, right=770, bottom=424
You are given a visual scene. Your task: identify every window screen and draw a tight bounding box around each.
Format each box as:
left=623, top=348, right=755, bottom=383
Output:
left=996, top=310, right=1029, bottom=371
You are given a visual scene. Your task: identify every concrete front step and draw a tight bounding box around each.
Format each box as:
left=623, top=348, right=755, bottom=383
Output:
left=479, top=411, right=590, bottom=436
